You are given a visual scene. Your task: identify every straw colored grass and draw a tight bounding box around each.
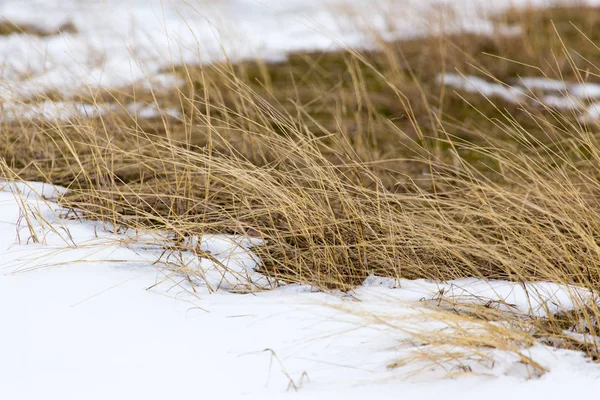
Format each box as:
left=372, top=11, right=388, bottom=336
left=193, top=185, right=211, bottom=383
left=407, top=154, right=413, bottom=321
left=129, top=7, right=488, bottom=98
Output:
left=2, top=4, right=600, bottom=368
left=0, top=19, right=76, bottom=36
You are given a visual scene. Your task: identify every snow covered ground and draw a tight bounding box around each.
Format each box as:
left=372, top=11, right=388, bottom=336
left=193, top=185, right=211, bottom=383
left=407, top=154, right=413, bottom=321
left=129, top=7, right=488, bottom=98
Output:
left=2, top=0, right=600, bottom=122
left=1, top=0, right=600, bottom=123
left=1, top=183, right=600, bottom=398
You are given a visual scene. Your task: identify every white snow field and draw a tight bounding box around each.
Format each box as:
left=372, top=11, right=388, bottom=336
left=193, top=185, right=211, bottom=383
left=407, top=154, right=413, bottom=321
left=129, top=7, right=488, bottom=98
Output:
left=2, top=182, right=600, bottom=399
left=3, top=0, right=600, bottom=398
left=0, top=0, right=597, bottom=102
left=2, top=0, right=600, bottom=120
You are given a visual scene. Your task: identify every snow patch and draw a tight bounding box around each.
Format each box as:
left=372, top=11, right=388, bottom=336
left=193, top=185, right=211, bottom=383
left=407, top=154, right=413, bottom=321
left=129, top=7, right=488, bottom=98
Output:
left=0, top=0, right=574, bottom=103
left=440, top=73, right=600, bottom=121
left=0, top=101, right=113, bottom=122
left=1, top=181, right=600, bottom=397
left=0, top=100, right=181, bottom=122
left=0, top=180, right=69, bottom=200
left=126, top=102, right=181, bottom=119
left=438, top=73, right=525, bottom=103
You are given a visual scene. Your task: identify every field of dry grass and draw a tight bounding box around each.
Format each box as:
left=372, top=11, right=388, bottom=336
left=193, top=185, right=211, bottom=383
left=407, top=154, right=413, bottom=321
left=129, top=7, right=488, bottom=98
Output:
left=0, top=18, right=76, bottom=36
left=3, top=4, right=600, bottom=369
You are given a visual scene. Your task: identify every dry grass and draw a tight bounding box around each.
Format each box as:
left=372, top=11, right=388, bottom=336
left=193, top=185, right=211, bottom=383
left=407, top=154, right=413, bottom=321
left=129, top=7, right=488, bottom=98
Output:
left=0, top=19, right=77, bottom=37
left=3, top=4, right=600, bottom=369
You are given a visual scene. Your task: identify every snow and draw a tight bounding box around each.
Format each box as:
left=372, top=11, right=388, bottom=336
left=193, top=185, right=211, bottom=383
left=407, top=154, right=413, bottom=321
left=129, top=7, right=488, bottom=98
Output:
left=541, top=94, right=583, bottom=111
left=518, top=77, right=600, bottom=100
left=517, top=77, right=570, bottom=93
left=0, top=0, right=598, bottom=122
left=0, top=0, right=595, bottom=102
left=438, top=73, right=526, bottom=103
left=0, top=101, right=113, bottom=122
left=583, top=102, right=600, bottom=121
left=0, top=179, right=70, bottom=200
left=1, top=181, right=600, bottom=398
left=439, top=73, right=600, bottom=121
left=126, top=101, right=181, bottom=119
left=419, top=278, right=596, bottom=317
left=0, top=100, right=182, bottom=122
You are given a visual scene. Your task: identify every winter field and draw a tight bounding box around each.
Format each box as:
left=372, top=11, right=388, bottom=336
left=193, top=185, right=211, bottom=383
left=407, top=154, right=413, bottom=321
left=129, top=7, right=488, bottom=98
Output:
left=3, top=0, right=600, bottom=398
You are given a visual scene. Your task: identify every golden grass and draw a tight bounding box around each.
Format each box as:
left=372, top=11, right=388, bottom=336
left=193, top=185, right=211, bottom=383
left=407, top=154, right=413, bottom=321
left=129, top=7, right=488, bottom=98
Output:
left=2, top=4, right=600, bottom=370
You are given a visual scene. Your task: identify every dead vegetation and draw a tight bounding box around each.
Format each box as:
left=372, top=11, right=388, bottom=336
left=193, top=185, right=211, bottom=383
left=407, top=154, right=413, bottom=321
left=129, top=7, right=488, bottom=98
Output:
left=0, top=19, right=77, bottom=37
left=3, top=4, right=600, bottom=367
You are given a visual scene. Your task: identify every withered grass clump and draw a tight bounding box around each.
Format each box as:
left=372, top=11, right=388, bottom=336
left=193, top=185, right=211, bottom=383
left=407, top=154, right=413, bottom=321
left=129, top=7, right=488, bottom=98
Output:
left=0, top=19, right=77, bottom=37
left=2, top=4, right=600, bottom=363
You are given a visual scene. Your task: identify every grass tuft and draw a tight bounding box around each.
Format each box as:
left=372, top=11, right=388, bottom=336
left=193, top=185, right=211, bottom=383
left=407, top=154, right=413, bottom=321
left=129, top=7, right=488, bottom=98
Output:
left=3, top=4, right=600, bottom=371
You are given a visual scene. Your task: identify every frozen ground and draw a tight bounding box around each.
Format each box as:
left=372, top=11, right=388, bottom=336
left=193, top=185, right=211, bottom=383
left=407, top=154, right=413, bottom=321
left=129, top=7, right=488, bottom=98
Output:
left=1, top=183, right=600, bottom=398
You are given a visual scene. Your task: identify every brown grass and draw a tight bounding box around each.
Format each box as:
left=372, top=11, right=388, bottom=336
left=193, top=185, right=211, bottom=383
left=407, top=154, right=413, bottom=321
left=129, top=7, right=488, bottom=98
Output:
left=0, top=19, right=77, bottom=37
left=2, top=4, right=600, bottom=367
